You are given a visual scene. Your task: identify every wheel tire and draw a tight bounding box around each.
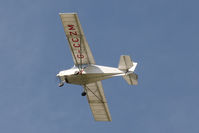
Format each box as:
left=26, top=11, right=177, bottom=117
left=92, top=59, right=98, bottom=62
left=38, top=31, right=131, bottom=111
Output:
left=81, top=91, right=87, bottom=96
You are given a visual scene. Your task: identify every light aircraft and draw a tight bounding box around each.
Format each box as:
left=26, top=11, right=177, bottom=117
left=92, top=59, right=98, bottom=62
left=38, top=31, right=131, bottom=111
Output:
left=57, top=13, right=138, bottom=121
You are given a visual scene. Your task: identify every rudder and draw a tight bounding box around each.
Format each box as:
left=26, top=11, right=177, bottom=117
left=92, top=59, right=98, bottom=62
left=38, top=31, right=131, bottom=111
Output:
left=118, top=55, right=138, bottom=85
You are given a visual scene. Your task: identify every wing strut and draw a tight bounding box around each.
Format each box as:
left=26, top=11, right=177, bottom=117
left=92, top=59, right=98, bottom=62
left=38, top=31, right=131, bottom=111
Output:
left=82, top=82, right=112, bottom=121
left=73, top=34, right=82, bottom=72
left=73, top=14, right=83, bottom=71
left=83, top=85, right=105, bottom=103
left=59, top=13, right=96, bottom=66
left=80, top=35, right=83, bottom=70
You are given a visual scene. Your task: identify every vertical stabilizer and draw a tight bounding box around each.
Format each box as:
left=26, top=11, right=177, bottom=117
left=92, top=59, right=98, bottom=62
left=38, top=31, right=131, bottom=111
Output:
left=118, top=55, right=138, bottom=85
left=118, top=55, right=133, bottom=70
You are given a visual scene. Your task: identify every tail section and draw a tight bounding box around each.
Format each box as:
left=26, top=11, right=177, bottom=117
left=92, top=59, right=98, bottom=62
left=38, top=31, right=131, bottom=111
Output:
left=123, top=73, right=138, bottom=85
left=118, top=55, right=138, bottom=85
left=118, top=55, right=133, bottom=70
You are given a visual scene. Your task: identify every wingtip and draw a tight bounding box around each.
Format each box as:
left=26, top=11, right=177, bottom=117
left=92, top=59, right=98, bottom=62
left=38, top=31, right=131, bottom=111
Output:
left=59, top=12, right=77, bottom=15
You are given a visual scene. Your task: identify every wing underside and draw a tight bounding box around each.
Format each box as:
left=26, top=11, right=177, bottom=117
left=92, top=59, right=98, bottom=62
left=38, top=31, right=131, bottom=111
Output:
left=84, top=81, right=112, bottom=121
left=59, top=13, right=95, bottom=66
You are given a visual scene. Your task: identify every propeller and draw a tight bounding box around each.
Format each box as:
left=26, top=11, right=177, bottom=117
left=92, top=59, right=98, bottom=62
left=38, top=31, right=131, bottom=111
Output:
left=55, top=75, right=64, bottom=87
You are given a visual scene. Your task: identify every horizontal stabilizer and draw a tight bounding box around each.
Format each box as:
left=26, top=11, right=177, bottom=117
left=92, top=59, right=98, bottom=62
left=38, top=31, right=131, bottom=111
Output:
left=123, top=73, right=138, bottom=85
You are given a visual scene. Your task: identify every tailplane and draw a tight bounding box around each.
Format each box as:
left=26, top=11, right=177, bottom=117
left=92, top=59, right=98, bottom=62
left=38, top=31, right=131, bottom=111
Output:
left=123, top=73, right=138, bottom=85
left=118, top=55, right=138, bottom=85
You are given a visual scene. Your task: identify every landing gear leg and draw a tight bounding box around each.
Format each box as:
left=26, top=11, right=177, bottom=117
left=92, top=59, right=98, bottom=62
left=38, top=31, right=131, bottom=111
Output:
left=58, top=82, right=64, bottom=87
left=81, top=91, right=87, bottom=96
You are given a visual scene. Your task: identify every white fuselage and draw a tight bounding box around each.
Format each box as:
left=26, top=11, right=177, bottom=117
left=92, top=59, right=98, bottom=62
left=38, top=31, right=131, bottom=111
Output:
left=57, top=65, right=128, bottom=85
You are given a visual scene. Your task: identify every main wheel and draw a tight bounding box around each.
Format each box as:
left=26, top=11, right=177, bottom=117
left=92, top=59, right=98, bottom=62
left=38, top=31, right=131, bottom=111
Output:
left=81, top=91, right=87, bottom=96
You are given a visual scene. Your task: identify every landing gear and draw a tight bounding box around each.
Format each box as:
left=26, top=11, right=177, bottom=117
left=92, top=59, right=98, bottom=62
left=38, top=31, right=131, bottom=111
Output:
left=81, top=91, right=87, bottom=96
left=58, top=82, right=64, bottom=87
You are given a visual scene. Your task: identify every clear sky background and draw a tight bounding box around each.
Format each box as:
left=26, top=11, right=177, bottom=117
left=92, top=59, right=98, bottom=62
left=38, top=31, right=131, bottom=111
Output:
left=0, top=0, right=199, bottom=132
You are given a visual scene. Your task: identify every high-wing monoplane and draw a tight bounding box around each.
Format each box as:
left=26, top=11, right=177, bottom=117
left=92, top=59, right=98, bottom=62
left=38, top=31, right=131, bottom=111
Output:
left=57, top=13, right=138, bottom=121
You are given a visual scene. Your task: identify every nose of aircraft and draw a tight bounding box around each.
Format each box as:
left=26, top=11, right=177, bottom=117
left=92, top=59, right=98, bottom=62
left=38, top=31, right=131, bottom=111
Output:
left=56, top=71, right=64, bottom=77
left=56, top=75, right=64, bottom=87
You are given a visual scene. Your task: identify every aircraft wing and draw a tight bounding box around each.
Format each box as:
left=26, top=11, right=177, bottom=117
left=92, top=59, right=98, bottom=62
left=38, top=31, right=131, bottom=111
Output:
left=59, top=13, right=95, bottom=66
left=84, top=81, right=112, bottom=121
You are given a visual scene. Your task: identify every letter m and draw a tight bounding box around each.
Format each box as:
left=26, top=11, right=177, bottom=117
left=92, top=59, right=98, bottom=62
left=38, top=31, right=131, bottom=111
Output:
left=68, top=25, right=75, bottom=30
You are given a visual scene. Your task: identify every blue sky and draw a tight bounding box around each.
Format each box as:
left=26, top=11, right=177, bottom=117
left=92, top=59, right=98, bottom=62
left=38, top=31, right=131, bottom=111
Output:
left=0, top=0, right=199, bottom=132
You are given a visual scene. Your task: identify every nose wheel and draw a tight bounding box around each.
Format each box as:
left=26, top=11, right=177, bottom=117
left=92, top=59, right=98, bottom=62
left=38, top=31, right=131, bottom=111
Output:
left=81, top=91, right=87, bottom=96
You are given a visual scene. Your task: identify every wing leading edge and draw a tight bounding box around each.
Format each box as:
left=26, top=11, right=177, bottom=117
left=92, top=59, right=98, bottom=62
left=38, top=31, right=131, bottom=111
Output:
left=59, top=13, right=95, bottom=66
left=84, top=81, right=112, bottom=121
